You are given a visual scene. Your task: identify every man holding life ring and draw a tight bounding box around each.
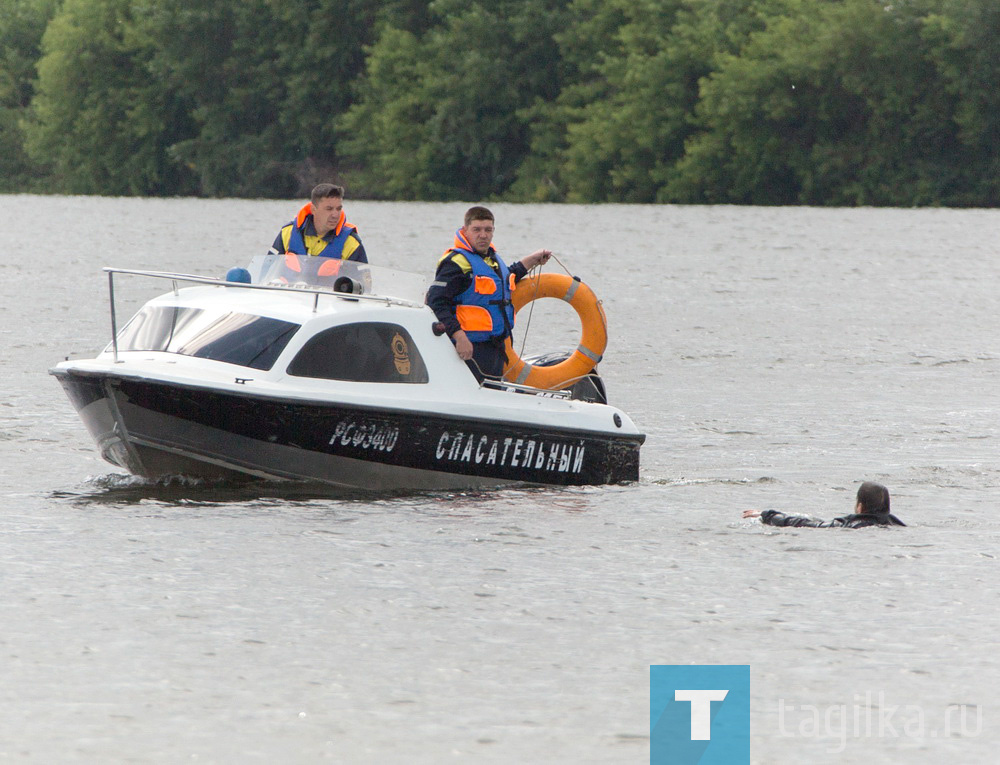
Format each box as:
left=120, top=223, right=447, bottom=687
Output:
left=426, top=206, right=551, bottom=381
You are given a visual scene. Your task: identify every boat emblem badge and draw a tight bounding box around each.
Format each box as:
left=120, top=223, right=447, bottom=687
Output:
left=391, top=333, right=411, bottom=375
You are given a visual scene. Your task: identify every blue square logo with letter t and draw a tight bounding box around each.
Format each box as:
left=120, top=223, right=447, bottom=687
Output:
left=650, top=665, right=750, bottom=765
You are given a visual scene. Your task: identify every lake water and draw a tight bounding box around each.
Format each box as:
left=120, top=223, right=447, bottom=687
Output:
left=1, top=195, right=997, bottom=763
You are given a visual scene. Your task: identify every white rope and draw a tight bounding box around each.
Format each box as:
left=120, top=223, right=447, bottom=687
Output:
left=515, top=253, right=574, bottom=360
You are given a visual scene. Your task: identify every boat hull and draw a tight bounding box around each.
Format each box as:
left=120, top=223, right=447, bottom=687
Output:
left=53, top=369, right=643, bottom=490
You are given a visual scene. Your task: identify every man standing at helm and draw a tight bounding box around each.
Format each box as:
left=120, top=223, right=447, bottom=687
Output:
left=427, top=205, right=551, bottom=382
left=270, top=183, right=368, bottom=262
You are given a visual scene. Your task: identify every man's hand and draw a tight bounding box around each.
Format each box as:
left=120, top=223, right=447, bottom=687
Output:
left=520, top=249, right=552, bottom=270
left=452, top=330, right=473, bottom=360
left=742, top=509, right=761, bottom=519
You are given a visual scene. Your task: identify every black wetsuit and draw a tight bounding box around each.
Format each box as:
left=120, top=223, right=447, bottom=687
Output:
left=760, top=511, right=906, bottom=528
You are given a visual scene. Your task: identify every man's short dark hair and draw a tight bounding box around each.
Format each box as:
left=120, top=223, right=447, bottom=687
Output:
left=856, top=482, right=890, bottom=515
left=464, top=206, right=494, bottom=227
left=311, top=183, right=345, bottom=204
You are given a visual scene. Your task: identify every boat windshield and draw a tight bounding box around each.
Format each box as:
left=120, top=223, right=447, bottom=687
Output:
left=114, top=307, right=299, bottom=370
left=243, top=254, right=428, bottom=304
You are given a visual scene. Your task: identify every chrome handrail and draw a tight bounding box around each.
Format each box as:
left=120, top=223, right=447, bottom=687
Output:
left=108, top=269, right=119, bottom=363
left=480, top=378, right=572, bottom=398
left=102, top=267, right=417, bottom=304
left=102, top=267, right=422, bottom=362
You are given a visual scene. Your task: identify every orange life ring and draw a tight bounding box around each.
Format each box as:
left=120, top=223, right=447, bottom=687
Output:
left=503, top=273, right=608, bottom=390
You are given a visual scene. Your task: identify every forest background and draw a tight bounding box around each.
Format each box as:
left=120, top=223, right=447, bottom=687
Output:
left=1, top=0, right=998, bottom=206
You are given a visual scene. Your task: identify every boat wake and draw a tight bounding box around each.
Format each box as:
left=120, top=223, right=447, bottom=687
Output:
left=52, top=472, right=399, bottom=505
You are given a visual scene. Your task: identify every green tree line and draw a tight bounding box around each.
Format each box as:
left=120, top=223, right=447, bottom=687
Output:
left=2, top=0, right=998, bottom=205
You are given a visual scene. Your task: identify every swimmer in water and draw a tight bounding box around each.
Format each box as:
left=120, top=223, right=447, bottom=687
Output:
left=743, top=481, right=905, bottom=528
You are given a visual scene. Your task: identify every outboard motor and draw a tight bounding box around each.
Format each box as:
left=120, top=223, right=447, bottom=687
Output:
left=522, top=350, right=608, bottom=404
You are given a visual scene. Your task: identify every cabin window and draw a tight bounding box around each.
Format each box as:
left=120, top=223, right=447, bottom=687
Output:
left=115, top=306, right=299, bottom=371
left=287, top=323, right=429, bottom=383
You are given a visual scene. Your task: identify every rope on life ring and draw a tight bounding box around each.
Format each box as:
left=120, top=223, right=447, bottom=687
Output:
left=502, top=273, right=608, bottom=390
